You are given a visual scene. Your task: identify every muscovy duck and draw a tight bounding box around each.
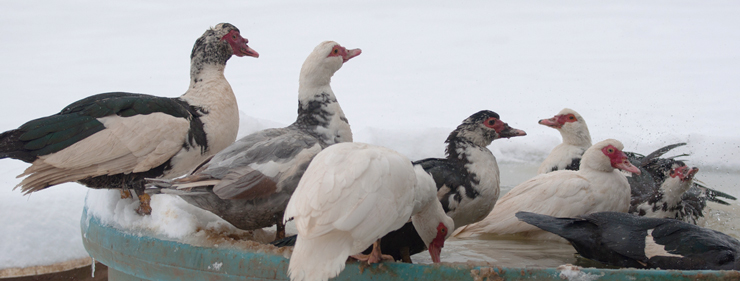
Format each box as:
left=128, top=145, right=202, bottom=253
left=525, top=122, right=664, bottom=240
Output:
left=147, top=41, right=359, bottom=239
left=453, top=139, right=640, bottom=240
left=284, top=142, right=453, bottom=281
left=537, top=109, right=734, bottom=223
left=625, top=142, right=736, bottom=224
left=537, top=108, right=591, bottom=174
left=516, top=211, right=740, bottom=270
left=630, top=160, right=700, bottom=222
left=0, top=23, right=258, bottom=214
left=365, top=110, right=526, bottom=262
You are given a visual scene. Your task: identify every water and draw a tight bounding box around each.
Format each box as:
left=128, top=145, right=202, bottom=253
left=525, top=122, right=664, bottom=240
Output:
left=411, top=162, right=740, bottom=266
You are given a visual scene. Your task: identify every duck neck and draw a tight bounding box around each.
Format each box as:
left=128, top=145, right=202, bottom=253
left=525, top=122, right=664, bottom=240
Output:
left=179, top=36, right=238, bottom=111
left=294, top=86, right=352, bottom=145
left=560, top=127, right=592, bottom=148
left=658, top=178, right=691, bottom=205
left=186, top=34, right=232, bottom=91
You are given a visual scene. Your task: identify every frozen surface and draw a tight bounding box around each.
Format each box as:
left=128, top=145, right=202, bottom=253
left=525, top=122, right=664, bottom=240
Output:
left=1, top=0, right=739, bottom=269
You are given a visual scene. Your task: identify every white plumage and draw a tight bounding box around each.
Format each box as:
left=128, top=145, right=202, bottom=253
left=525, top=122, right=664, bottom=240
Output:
left=454, top=139, right=640, bottom=240
left=284, top=142, right=453, bottom=281
left=537, top=108, right=592, bottom=174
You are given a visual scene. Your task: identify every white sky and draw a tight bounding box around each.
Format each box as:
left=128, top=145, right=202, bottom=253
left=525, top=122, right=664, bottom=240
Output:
left=1, top=0, right=739, bottom=269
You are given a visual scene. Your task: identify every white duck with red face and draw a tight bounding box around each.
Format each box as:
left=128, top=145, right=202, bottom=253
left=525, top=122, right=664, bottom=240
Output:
left=284, top=142, right=453, bottom=281
left=537, top=108, right=592, bottom=174
left=453, top=139, right=640, bottom=240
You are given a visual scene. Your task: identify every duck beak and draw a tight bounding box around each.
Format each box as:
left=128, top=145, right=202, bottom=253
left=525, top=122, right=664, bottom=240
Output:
left=428, top=242, right=442, bottom=263
left=538, top=116, right=562, bottom=129
left=239, top=45, right=259, bottom=58
left=615, top=155, right=641, bottom=175
left=676, top=166, right=699, bottom=181
left=343, top=48, right=362, bottom=62
left=499, top=125, right=527, bottom=139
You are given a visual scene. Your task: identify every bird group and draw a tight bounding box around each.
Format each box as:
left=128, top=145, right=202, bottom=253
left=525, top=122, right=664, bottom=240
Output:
left=1, top=24, right=737, bottom=280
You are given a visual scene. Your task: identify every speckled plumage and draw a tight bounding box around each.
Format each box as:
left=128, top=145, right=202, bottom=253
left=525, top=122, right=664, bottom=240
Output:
left=626, top=143, right=736, bottom=224
left=366, top=110, right=526, bottom=261
left=149, top=41, right=359, bottom=231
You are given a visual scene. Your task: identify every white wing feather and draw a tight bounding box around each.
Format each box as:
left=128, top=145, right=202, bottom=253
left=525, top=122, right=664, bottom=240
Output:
left=17, top=113, right=190, bottom=190
left=285, top=143, right=417, bottom=281
left=455, top=171, right=592, bottom=236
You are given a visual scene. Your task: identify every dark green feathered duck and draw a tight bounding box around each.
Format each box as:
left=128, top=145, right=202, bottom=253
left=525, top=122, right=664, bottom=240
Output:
left=0, top=23, right=258, bottom=215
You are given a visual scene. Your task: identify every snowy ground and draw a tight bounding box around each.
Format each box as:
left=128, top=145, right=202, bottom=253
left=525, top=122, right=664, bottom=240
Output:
left=1, top=0, right=739, bottom=270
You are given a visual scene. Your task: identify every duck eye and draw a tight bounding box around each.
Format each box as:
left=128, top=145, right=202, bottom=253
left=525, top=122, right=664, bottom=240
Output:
left=608, top=148, right=614, bottom=153
left=334, top=48, right=339, bottom=54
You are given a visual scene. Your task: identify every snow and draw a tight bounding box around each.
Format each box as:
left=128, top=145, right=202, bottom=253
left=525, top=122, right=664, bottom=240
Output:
left=2, top=0, right=740, bottom=270
left=557, top=264, right=603, bottom=281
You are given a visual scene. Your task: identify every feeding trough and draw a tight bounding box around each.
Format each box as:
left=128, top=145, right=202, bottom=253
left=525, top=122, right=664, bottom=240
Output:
left=80, top=207, right=739, bottom=281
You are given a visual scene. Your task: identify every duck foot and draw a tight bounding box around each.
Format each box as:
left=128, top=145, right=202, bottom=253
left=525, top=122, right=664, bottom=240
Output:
left=119, top=189, right=132, bottom=199
left=136, top=193, right=152, bottom=215
left=351, top=240, right=394, bottom=264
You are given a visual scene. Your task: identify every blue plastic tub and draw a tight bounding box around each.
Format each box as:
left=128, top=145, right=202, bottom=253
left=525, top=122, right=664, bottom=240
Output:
left=80, top=207, right=740, bottom=281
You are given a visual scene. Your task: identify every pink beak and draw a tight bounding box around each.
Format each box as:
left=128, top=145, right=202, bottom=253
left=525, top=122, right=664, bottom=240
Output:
left=676, top=166, right=699, bottom=181
left=428, top=243, right=442, bottom=263
left=614, top=156, right=641, bottom=175
left=343, top=48, right=362, bottom=62
left=237, top=45, right=259, bottom=58
left=538, top=117, right=562, bottom=128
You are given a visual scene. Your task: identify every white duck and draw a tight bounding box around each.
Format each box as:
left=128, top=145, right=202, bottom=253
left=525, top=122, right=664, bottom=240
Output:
left=537, top=108, right=591, bottom=174
left=148, top=41, right=359, bottom=239
left=0, top=23, right=258, bottom=214
left=453, top=139, right=640, bottom=240
left=284, top=142, right=454, bottom=281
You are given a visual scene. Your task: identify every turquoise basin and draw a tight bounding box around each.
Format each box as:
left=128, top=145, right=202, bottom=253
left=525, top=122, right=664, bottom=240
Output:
left=81, top=207, right=740, bottom=281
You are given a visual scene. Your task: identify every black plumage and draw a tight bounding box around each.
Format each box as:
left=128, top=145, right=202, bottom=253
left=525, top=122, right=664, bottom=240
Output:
left=2, top=92, right=206, bottom=164
left=516, top=211, right=740, bottom=270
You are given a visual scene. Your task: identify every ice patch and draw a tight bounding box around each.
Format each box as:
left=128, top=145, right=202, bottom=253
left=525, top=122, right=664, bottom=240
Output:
left=208, top=262, right=223, bottom=271
left=557, top=264, right=603, bottom=281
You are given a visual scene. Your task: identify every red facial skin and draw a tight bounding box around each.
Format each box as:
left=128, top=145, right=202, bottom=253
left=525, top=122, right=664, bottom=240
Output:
left=538, top=113, right=578, bottom=129
left=428, top=222, right=447, bottom=263
left=602, top=145, right=641, bottom=174
left=221, top=30, right=259, bottom=58
left=483, top=117, right=527, bottom=138
left=671, top=165, right=699, bottom=181
left=327, top=44, right=362, bottom=62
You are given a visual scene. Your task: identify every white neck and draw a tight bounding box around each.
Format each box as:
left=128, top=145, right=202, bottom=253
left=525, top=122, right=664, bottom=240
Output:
left=660, top=177, right=692, bottom=205
left=410, top=165, right=454, bottom=245
left=559, top=124, right=591, bottom=148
